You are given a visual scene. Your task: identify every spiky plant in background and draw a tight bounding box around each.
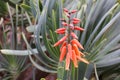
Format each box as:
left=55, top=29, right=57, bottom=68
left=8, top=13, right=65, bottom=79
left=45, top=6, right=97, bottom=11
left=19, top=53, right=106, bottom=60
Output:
left=0, top=1, right=30, bottom=80
left=0, top=0, right=120, bottom=80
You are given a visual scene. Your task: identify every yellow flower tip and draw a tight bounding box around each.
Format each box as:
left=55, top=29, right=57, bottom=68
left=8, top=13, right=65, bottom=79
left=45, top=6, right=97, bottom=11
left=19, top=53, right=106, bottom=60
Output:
left=65, top=52, right=70, bottom=71
left=79, top=51, right=86, bottom=57
left=77, top=56, right=89, bottom=64
left=65, top=68, right=69, bottom=71
left=81, top=47, right=84, bottom=50
left=71, top=50, right=78, bottom=68
left=71, top=39, right=84, bottom=50
left=75, top=65, right=78, bottom=68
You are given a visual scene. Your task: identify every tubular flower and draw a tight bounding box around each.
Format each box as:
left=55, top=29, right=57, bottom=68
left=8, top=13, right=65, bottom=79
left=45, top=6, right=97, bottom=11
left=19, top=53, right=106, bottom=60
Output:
left=72, top=50, right=78, bottom=68
left=63, top=8, right=69, bottom=13
left=55, top=28, right=66, bottom=34
left=74, top=26, right=84, bottom=31
left=73, top=18, right=80, bottom=21
left=59, top=46, right=67, bottom=62
left=60, top=41, right=67, bottom=51
left=66, top=52, right=71, bottom=70
left=54, top=8, right=89, bottom=70
left=72, top=20, right=80, bottom=24
left=70, top=10, right=77, bottom=13
left=72, top=44, right=81, bottom=57
left=71, top=39, right=84, bottom=50
left=71, top=32, right=78, bottom=39
left=53, top=35, right=68, bottom=47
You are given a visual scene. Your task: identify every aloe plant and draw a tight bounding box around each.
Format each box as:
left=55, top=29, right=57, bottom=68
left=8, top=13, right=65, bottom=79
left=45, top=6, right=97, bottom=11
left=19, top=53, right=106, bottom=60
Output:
left=0, top=2, right=29, bottom=80
left=35, top=0, right=120, bottom=80
left=24, top=0, right=120, bottom=80
left=1, top=0, right=120, bottom=80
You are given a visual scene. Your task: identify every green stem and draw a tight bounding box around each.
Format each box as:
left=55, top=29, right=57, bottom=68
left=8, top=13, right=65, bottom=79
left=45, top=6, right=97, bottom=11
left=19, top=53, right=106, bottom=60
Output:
left=67, top=16, right=71, bottom=43
left=66, top=14, right=72, bottom=80
left=75, top=68, right=78, bottom=80
left=67, top=68, right=71, bottom=80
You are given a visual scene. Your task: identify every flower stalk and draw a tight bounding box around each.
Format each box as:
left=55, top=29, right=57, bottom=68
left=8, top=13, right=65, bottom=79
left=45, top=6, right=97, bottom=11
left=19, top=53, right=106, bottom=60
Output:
left=54, top=8, right=89, bottom=71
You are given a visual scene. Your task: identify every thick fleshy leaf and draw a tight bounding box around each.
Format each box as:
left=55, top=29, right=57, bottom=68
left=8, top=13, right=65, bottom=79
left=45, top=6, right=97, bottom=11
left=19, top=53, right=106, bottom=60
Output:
left=95, top=34, right=120, bottom=60
left=33, top=0, right=58, bottom=64
left=91, top=12, right=120, bottom=46
left=96, top=57, right=120, bottom=68
left=22, top=32, right=57, bottom=68
left=84, top=3, right=119, bottom=49
left=9, top=0, right=21, bottom=4
left=1, top=49, right=38, bottom=56
left=29, top=54, right=57, bottom=73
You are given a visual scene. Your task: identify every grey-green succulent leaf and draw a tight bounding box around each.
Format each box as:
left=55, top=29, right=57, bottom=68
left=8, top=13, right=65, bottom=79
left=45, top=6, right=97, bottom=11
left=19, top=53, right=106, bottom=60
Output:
left=0, top=49, right=38, bottom=56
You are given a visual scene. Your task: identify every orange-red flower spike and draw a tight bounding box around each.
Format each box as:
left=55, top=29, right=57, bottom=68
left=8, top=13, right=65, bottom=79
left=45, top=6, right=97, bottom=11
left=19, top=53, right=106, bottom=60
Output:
left=71, top=39, right=84, bottom=50
left=54, top=35, right=67, bottom=47
left=74, top=26, right=84, bottom=31
left=65, top=52, right=70, bottom=70
left=53, top=8, right=89, bottom=70
left=71, top=32, right=78, bottom=39
left=72, top=50, right=78, bottom=68
left=59, top=46, right=67, bottom=62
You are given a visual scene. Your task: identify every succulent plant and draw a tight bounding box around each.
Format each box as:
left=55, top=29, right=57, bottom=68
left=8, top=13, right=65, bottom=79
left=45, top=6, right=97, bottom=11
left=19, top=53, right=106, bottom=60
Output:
left=0, top=0, right=120, bottom=80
